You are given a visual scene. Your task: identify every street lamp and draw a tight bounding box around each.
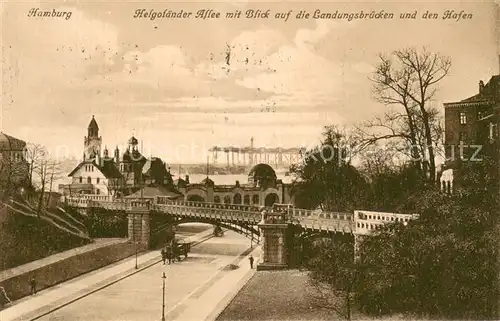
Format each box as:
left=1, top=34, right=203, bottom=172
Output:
left=135, top=239, right=138, bottom=269
left=133, top=215, right=138, bottom=270
left=162, top=272, right=166, bottom=321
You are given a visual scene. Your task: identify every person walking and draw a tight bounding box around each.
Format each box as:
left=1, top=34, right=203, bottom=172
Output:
left=30, top=277, right=37, bottom=295
left=249, top=255, right=254, bottom=269
left=161, top=248, right=167, bottom=265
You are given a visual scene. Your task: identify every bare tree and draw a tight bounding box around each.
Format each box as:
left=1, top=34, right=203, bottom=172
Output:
left=368, top=47, right=451, bottom=182
left=45, top=160, right=63, bottom=208
left=34, top=158, right=49, bottom=217
left=103, top=176, right=123, bottom=197
left=24, top=143, right=46, bottom=188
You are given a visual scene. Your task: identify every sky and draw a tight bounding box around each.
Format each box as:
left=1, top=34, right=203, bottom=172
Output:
left=1, top=0, right=499, bottom=163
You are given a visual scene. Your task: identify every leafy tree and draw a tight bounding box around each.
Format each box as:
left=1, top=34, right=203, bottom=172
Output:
left=291, top=126, right=370, bottom=211
left=307, top=236, right=358, bottom=320
left=355, top=185, right=498, bottom=319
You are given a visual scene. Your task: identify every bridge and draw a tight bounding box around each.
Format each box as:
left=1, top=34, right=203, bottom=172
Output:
left=64, top=195, right=418, bottom=270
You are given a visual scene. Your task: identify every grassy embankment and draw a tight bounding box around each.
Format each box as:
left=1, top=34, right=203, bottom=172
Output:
left=0, top=194, right=92, bottom=271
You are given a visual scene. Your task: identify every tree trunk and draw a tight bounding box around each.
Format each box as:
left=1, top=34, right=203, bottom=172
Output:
left=402, top=104, right=423, bottom=173
left=346, top=289, right=351, bottom=321
left=46, top=166, right=54, bottom=208
left=420, top=108, right=436, bottom=182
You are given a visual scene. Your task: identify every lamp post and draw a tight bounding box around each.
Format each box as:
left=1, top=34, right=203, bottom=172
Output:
left=134, top=239, right=138, bottom=269
left=162, top=272, right=166, bottom=321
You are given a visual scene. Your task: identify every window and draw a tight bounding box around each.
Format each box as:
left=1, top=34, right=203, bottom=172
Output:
left=244, top=195, right=250, bottom=205
left=252, top=195, right=259, bottom=205
left=87, top=177, right=91, bottom=184
left=79, top=177, right=83, bottom=183
left=214, top=196, right=221, bottom=203
left=459, top=112, right=467, bottom=125
left=459, top=132, right=468, bottom=143
left=96, top=178, right=100, bottom=184
left=96, top=189, right=100, bottom=195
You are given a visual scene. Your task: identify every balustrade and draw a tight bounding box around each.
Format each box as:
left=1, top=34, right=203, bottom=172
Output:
left=65, top=196, right=396, bottom=236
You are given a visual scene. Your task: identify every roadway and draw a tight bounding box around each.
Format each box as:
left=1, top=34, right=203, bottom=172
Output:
left=2, top=225, right=259, bottom=321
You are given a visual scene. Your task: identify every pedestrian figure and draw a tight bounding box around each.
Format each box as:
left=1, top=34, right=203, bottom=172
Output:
left=161, top=248, right=167, bottom=265
left=167, top=250, right=172, bottom=264
left=30, top=277, right=37, bottom=295
left=249, top=255, right=254, bottom=269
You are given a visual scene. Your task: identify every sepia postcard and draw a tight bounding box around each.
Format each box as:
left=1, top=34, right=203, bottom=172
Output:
left=0, top=0, right=499, bottom=320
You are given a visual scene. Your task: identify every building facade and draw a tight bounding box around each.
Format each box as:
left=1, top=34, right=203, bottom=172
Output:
left=442, top=75, right=500, bottom=192
left=0, top=132, right=29, bottom=192
left=176, top=164, right=293, bottom=206
left=60, top=116, right=174, bottom=196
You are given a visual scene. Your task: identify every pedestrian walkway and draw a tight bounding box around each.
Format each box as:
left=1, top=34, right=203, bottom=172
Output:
left=0, top=230, right=215, bottom=321
left=172, top=246, right=261, bottom=321
left=0, top=238, right=125, bottom=282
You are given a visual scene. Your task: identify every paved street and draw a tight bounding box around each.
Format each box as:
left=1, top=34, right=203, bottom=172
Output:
left=2, top=225, right=259, bottom=321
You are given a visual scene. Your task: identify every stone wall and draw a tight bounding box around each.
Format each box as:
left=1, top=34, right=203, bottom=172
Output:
left=0, top=240, right=138, bottom=302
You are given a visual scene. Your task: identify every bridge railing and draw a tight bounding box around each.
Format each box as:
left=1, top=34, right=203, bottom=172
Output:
left=297, top=216, right=355, bottom=233
left=152, top=203, right=262, bottom=223
left=80, top=194, right=115, bottom=202
left=155, top=198, right=263, bottom=213
left=261, top=211, right=287, bottom=224
left=290, top=208, right=353, bottom=220
left=64, top=197, right=92, bottom=207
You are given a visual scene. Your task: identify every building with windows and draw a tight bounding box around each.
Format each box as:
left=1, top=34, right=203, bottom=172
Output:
left=442, top=75, right=500, bottom=192
left=175, top=163, right=293, bottom=207
left=60, top=116, right=175, bottom=196
left=0, top=132, right=29, bottom=192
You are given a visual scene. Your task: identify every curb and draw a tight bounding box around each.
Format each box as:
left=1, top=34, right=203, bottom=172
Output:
left=163, top=245, right=259, bottom=321
left=12, top=232, right=217, bottom=321
left=205, top=247, right=262, bottom=321
left=24, top=256, right=163, bottom=321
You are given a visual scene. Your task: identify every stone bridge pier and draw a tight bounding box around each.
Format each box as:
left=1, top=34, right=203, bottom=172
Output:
left=257, top=210, right=288, bottom=270
left=127, top=201, right=151, bottom=248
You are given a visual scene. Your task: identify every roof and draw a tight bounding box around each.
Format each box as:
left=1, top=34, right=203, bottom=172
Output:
left=450, top=75, right=500, bottom=105
left=175, top=177, right=188, bottom=188
left=68, top=159, right=123, bottom=179
left=124, top=186, right=183, bottom=199
left=141, top=157, right=174, bottom=184
left=128, top=136, right=138, bottom=145
left=88, top=115, right=99, bottom=130
left=201, top=177, right=215, bottom=186
left=122, top=149, right=145, bottom=162
left=0, top=132, right=26, bottom=151
left=96, top=159, right=123, bottom=178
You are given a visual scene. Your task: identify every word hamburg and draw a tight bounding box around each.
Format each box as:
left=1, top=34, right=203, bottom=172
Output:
left=27, top=8, right=72, bottom=20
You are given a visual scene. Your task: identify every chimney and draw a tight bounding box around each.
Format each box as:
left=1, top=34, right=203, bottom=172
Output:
left=185, top=175, right=190, bottom=184
left=479, top=80, right=485, bottom=93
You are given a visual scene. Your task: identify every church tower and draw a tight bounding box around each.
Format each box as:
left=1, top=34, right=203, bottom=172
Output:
left=84, top=115, right=102, bottom=160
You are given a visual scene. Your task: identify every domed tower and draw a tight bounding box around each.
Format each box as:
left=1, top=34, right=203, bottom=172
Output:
left=84, top=115, right=102, bottom=160
left=128, top=136, right=139, bottom=152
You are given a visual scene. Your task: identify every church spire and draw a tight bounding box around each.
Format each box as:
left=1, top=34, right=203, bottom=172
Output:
left=88, top=115, right=99, bottom=138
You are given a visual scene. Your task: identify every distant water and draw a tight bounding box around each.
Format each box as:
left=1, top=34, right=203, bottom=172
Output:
left=171, top=172, right=294, bottom=185
left=55, top=171, right=294, bottom=193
